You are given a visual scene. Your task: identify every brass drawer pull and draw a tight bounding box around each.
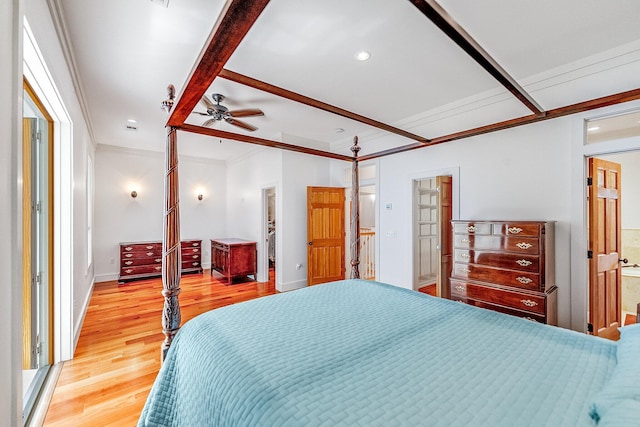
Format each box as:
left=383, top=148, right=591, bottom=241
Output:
left=146, top=245, right=153, bottom=249
left=460, top=238, right=469, bottom=243
left=460, top=253, right=470, bottom=259
left=192, top=248, right=199, bottom=253
left=124, top=269, right=133, bottom=274
left=508, top=227, right=523, bottom=234
left=192, top=262, right=200, bottom=266
left=192, top=255, right=199, bottom=259
left=124, top=246, right=133, bottom=251
left=454, top=285, right=466, bottom=292
left=520, top=299, right=538, bottom=307
left=467, top=225, right=476, bottom=232
left=516, top=277, right=533, bottom=284
left=516, top=242, right=533, bottom=250
left=146, top=252, right=154, bottom=256
left=192, top=242, right=199, bottom=246
left=155, top=266, right=162, bottom=271
left=461, top=267, right=470, bottom=273
left=516, top=259, right=533, bottom=267
left=155, top=259, right=161, bottom=263
left=524, top=317, right=537, bottom=322
left=125, top=261, right=133, bottom=266
left=125, top=254, right=133, bottom=258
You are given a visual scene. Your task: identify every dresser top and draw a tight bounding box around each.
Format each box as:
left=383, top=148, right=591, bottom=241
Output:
left=210, top=238, right=256, bottom=245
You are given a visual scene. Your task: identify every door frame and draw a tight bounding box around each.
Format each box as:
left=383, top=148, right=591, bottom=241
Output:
left=407, top=167, right=460, bottom=292
left=569, top=102, right=640, bottom=332
left=259, top=185, right=277, bottom=283
left=24, top=21, right=75, bottom=362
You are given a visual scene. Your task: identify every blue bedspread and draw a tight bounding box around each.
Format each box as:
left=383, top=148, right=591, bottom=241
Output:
left=139, top=279, right=621, bottom=426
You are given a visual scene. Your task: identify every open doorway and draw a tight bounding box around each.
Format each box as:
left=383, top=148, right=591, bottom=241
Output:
left=261, top=187, right=276, bottom=284
left=585, top=110, right=640, bottom=332
left=412, top=175, right=453, bottom=297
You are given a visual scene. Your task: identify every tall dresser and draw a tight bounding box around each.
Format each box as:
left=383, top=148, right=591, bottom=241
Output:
left=449, top=221, right=557, bottom=325
left=119, top=239, right=203, bottom=283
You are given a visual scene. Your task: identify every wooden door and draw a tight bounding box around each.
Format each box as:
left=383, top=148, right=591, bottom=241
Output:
left=436, top=176, right=453, bottom=298
left=307, top=187, right=345, bottom=285
left=588, top=158, right=622, bottom=339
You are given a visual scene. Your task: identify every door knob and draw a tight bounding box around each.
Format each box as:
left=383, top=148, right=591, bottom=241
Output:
left=308, top=241, right=313, bottom=246
left=620, top=258, right=629, bottom=264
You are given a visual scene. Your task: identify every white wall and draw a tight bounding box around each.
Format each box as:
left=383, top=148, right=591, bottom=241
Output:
left=94, top=144, right=227, bottom=281
left=225, top=148, right=332, bottom=292
left=226, top=147, right=282, bottom=286
left=1, top=0, right=23, bottom=423
left=281, top=151, right=331, bottom=289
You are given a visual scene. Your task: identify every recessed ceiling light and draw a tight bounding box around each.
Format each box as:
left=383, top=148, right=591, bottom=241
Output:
left=354, top=51, right=371, bottom=61
left=127, top=119, right=138, bottom=124
left=587, top=126, right=600, bottom=132
left=335, top=128, right=345, bottom=133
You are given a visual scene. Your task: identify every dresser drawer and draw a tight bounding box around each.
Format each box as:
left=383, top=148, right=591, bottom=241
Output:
left=120, top=256, right=162, bottom=268
left=120, top=264, right=163, bottom=277
left=181, top=240, right=201, bottom=248
left=454, top=250, right=540, bottom=273
left=121, top=242, right=161, bottom=253
left=450, top=279, right=545, bottom=315
left=181, top=260, right=201, bottom=269
left=453, top=222, right=492, bottom=235
left=454, top=235, right=540, bottom=254
left=452, top=263, right=540, bottom=291
left=121, top=250, right=162, bottom=261
left=451, top=297, right=547, bottom=323
left=492, top=223, right=542, bottom=237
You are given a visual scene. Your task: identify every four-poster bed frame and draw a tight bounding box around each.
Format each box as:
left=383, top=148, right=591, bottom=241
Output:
left=157, top=0, right=640, bottom=360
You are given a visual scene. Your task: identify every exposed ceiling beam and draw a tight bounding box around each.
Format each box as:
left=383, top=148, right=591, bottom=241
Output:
left=178, top=123, right=353, bottom=161
left=360, top=87, right=640, bottom=161
left=218, top=69, right=430, bottom=144
left=408, top=0, right=545, bottom=116
left=166, top=0, right=270, bottom=127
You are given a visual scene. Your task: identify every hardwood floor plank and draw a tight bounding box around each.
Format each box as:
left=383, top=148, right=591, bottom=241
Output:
left=43, top=269, right=275, bottom=425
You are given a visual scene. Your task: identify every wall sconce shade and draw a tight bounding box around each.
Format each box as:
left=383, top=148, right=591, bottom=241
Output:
left=131, top=190, right=138, bottom=198
left=197, top=194, right=203, bottom=201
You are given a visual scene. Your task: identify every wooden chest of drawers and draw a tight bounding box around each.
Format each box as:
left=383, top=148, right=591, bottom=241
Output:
left=210, top=238, right=257, bottom=284
left=449, top=221, right=557, bottom=324
left=118, top=239, right=203, bottom=283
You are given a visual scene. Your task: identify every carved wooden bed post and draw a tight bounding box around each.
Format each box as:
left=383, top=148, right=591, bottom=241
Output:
left=350, top=136, right=361, bottom=279
left=160, top=84, right=182, bottom=361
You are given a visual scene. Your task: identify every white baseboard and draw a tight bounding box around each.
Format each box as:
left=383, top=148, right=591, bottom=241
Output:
left=278, top=279, right=307, bottom=292
left=95, top=272, right=118, bottom=283
left=73, top=279, right=95, bottom=352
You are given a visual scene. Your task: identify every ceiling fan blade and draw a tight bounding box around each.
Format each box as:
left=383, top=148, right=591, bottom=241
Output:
left=200, top=95, right=216, bottom=111
left=226, top=117, right=258, bottom=132
left=192, top=111, right=210, bottom=116
left=227, top=108, right=264, bottom=118
left=202, top=118, right=217, bottom=128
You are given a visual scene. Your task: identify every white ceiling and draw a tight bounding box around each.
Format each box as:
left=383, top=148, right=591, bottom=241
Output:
left=55, top=0, right=640, bottom=161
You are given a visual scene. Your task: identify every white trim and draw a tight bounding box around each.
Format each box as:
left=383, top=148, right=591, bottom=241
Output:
left=73, top=279, right=94, bottom=349
left=23, top=18, right=75, bottom=362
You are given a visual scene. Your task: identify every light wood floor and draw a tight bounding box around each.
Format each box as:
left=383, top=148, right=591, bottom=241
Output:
left=43, top=270, right=276, bottom=426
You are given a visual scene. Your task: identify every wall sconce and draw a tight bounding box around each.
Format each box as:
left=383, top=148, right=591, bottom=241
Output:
left=197, top=194, right=203, bottom=201
left=130, top=190, right=138, bottom=198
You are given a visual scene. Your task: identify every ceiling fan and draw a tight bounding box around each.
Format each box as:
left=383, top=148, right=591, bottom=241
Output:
left=194, top=93, right=264, bottom=132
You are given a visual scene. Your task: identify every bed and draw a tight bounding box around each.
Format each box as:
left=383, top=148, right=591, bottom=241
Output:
left=139, top=279, right=640, bottom=426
